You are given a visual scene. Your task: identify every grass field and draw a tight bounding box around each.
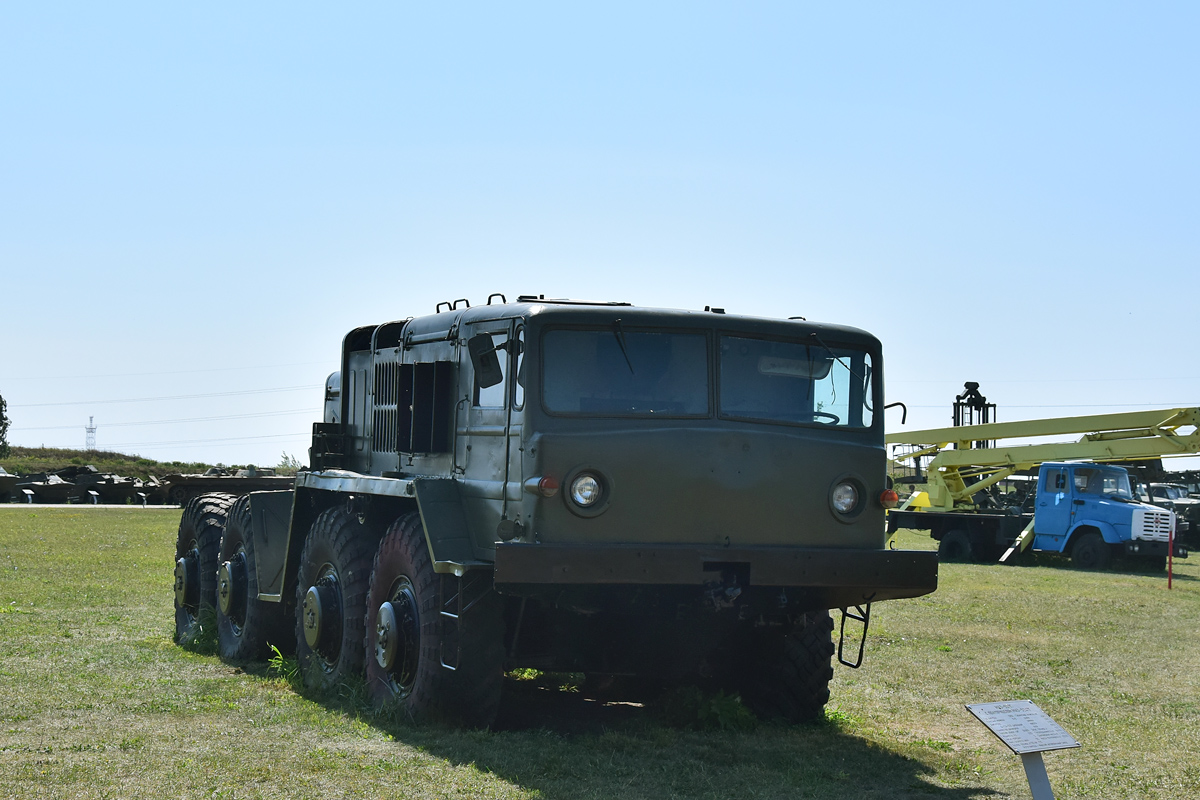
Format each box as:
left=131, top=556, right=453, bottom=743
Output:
left=1, top=508, right=1198, bottom=799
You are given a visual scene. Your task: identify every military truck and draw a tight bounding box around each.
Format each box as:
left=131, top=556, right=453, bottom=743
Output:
left=172, top=295, right=938, bottom=726
left=161, top=466, right=294, bottom=506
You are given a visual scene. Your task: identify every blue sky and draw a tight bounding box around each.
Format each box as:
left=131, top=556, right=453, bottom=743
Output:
left=2, top=2, right=1197, bottom=468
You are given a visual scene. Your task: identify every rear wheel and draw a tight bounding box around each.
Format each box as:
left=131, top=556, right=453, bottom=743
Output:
left=217, top=495, right=293, bottom=662
left=938, top=530, right=974, bottom=563
left=364, top=512, right=505, bottom=727
left=294, top=507, right=381, bottom=691
left=173, top=493, right=236, bottom=644
left=735, top=611, right=835, bottom=723
left=1071, top=532, right=1112, bottom=570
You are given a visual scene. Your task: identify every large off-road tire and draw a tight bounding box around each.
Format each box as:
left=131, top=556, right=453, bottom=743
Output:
left=1071, top=531, right=1112, bottom=570
left=735, top=611, right=835, bottom=723
left=173, top=493, right=237, bottom=644
left=294, top=506, right=381, bottom=691
left=364, top=512, right=505, bottom=727
left=938, top=530, right=974, bottom=563
left=216, top=495, right=293, bottom=662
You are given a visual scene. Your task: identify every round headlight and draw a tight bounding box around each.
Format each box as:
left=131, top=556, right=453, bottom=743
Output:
left=570, top=474, right=602, bottom=507
left=831, top=482, right=859, bottom=514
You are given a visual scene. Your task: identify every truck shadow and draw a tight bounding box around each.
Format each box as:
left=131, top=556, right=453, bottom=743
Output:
left=302, top=676, right=1004, bottom=800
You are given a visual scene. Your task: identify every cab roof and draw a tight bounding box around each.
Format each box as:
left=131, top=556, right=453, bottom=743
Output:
left=347, top=296, right=880, bottom=352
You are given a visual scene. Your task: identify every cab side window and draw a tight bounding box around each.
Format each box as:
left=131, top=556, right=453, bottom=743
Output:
left=1045, top=469, right=1067, bottom=492
left=512, top=327, right=525, bottom=410
left=473, top=333, right=508, bottom=408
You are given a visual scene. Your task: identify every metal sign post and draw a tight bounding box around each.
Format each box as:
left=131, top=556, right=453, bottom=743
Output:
left=967, top=700, right=1079, bottom=800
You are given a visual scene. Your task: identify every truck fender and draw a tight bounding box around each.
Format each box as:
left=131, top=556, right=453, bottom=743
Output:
left=1067, top=520, right=1121, bottom=547
left=244, top=490, right=297, bottom=601
left=412, top=478, right=488, bottom=574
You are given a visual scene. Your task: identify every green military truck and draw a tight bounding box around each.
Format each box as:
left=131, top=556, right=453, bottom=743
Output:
left=172, top=295, right=937, bottom=726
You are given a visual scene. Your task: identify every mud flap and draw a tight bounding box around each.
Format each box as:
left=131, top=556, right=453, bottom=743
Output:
left=837, top=602, right=872, bottom=669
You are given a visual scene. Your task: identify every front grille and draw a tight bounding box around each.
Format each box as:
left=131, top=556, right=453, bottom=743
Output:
left=1134, top=508, right=1174, bottom=542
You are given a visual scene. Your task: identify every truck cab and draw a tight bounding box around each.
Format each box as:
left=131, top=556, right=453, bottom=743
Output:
left=1032, top=462, right=1184, bottom=567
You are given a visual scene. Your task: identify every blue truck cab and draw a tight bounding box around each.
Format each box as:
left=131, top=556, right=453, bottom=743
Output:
left=1031, top=462, right=1186, bottom=568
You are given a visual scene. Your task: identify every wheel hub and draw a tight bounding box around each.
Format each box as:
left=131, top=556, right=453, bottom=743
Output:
left=174, top=552, right=198, bottom=607
left=376, top=578, right=420, bottom=695
left=217, top=553, right=247, bottom=617
left=375, top=602, right=398, bottom=670
left=302, top=573, right=341, bottom=654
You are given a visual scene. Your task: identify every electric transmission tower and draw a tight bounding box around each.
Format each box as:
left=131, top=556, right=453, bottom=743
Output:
left=86, top=416, right=97, bottom=451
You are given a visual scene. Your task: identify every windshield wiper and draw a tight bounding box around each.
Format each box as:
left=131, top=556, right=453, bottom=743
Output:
left=613, top=319, right=635, bottom=375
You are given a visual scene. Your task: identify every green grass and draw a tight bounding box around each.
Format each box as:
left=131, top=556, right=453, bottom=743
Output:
left=1, top=510, right=1198, bottom=798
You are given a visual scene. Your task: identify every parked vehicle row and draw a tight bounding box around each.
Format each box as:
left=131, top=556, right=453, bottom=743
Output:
left=0, top=464, right=292, bottom=504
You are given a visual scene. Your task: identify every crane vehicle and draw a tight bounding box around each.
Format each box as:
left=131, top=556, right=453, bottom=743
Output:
left=171, top=295, right=938, bottom=727
left=886, top=407, right=1199, bottom=567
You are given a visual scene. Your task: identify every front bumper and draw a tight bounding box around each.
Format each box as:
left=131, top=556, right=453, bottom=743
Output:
left=1125, top=540, right=1189, bottom=559
left=493, top=543, right=938, bottom=608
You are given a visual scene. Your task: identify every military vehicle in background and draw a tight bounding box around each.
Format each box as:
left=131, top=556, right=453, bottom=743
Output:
left=0, top=468, right=19, bottom=502
left=14, top=473, right=77, bottom=503
left=172, top=294, right=937, bottom=728
left=68, top=467, right=143, bottom=504
left=160, top=466, right=294, bottom=506
left=138, top=476, right=169, bottom=504
left=1137, top=482, right=1200, bottom=546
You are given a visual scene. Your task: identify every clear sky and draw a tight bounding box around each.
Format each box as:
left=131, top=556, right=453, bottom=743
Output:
left=2, top=2, right=1197, bottom=470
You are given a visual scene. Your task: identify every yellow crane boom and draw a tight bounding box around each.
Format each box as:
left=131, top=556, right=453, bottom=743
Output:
left=887, top=407, right=1200, bottom=511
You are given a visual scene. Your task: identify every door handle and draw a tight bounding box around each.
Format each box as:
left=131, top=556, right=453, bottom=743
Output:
left=1073, top=499, right=1085, bottom=506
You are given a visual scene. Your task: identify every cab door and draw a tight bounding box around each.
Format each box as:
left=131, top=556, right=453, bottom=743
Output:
left=457, top=321, right=522, bottom=554
left=1035, top=466, right=1073, bottom=538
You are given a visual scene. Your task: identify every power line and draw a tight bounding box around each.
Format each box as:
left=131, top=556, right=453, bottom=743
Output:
left=100, top=432, right=307, bottom=448
left=4, top=361, right=333, bottom=382
left=903, top=402, right=1199, bottom=409
left=11, top=384, right=322, bottom=408
left=11, top=408, right=315, bottom=432
left=891, top=377, right=1200, bottom=384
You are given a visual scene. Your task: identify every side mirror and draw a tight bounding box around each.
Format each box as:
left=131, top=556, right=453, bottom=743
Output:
left=468, top=333, right=504, bottom=389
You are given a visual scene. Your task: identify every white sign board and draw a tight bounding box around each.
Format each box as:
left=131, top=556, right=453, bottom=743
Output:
left=966, top=700, right=1079, bottom=755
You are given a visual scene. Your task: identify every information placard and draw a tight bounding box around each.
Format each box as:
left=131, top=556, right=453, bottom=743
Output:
left=966, top=700, right=1079, bottom=755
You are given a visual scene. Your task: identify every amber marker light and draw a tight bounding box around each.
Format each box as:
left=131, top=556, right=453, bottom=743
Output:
left=880, top=489, right=900, bottom=509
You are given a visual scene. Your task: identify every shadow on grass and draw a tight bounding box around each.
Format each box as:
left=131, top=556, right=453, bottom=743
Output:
left=1009, top=550, right=1197, bottom=579
left=252, top=664, right=1003, bottom=800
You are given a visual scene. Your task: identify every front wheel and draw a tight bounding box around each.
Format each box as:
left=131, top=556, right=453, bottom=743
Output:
left=735, top=611, right=835, bottom=723
left=1071, top=532, right=1112, bottom=570
left=364, top=512, right=504, bottom=727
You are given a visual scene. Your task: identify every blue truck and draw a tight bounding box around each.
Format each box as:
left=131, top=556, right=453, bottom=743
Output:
left=888, top=461, right=1187, bottom=569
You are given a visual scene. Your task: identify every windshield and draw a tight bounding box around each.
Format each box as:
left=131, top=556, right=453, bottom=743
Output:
left=540, top=328, right=877, bottom=428
left=719, top=335, right=874, bottom=428
left=541, top=328, right=709, bottom=416
left=1073, top=467, right=1133, bottom=500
